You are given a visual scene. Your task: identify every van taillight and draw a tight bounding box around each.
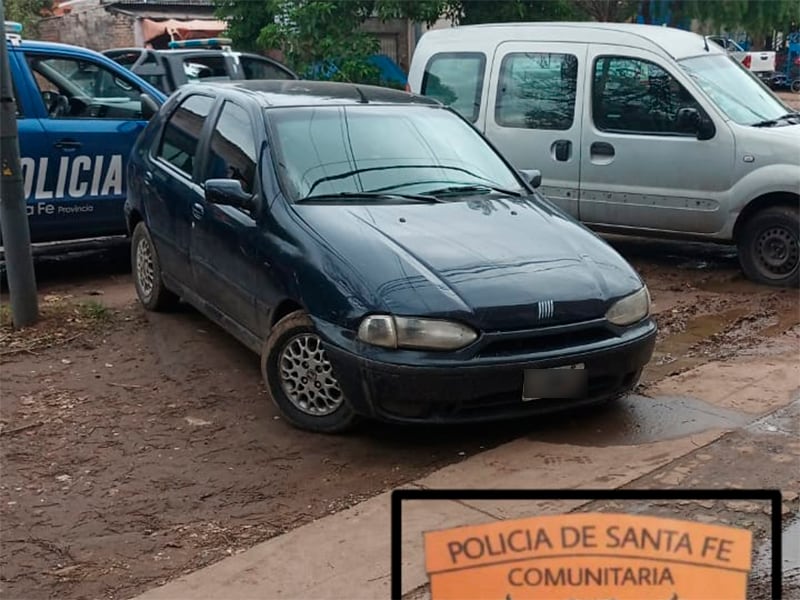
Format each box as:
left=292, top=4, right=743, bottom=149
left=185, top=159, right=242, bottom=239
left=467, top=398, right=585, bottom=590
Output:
left=405, top=83, right=411, bottom=92
left=742, top=54, right=752, bottom=68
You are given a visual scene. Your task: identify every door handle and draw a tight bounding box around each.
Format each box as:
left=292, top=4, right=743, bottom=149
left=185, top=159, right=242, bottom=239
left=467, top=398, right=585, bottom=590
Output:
left=191, top=202, right=205, bottom=220
left=144, top=172, right=154, bottom=184
left=551, top=139, right=572, bottom=162
left=590, top=142, right=615, bottom=158
left=54, top=139, right=81, bottom=151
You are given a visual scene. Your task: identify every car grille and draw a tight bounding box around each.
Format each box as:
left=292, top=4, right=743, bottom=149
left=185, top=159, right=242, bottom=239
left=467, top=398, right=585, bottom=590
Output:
left=476, top=323, right=615, bottom=358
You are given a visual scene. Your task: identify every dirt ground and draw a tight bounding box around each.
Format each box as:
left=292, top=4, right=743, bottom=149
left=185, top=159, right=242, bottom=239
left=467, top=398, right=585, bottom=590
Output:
left=1, top=233, right=797, bottom=600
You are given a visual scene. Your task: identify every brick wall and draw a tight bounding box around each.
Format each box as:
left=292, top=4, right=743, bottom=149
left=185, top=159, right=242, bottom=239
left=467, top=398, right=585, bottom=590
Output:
left=37, top=1, right=136, bottom=50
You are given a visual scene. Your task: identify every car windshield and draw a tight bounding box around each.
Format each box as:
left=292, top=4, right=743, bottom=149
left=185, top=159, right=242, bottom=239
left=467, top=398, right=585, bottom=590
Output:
left=266, top=104, right=525, bottom=202
left=679, top=54, right=791, bottom=126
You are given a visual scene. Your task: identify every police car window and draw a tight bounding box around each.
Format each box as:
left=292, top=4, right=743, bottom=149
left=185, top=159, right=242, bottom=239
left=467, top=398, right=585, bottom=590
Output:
left=240, top=57, right=293, bottom=81
left=421, top=52, right=486, bottom=122
left=158, top=94, right=215, bottom=176
left=182, top=56, right=230, bottom=82
left=25, top=54, right=144, bottom=120
left=496, top=53, right=578, bottom=130
left=206, top=102, right=257, bottom=194
left=592, top=56, right=703, bottom=135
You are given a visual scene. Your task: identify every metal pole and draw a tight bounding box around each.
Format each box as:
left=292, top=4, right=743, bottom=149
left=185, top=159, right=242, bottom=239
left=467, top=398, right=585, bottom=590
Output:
left=0, top=0, right=39, bottom=328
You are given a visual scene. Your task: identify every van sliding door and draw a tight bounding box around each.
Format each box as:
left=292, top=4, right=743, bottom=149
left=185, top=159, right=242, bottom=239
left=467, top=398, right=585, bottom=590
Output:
left=484, top=42, right=588, bottom=219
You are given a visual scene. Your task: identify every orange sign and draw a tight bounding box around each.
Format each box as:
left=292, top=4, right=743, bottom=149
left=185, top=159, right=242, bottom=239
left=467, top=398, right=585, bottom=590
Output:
left=423, top=513, right=752, bottom=600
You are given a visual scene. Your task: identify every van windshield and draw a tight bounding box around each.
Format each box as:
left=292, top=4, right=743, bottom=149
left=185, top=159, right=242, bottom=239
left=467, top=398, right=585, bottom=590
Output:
left=679, top=54, right=791, bottom=126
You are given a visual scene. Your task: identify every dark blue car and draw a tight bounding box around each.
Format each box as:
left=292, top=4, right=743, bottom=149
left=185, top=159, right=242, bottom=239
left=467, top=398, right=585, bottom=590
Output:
left=126, top=80, right=657, bottom=433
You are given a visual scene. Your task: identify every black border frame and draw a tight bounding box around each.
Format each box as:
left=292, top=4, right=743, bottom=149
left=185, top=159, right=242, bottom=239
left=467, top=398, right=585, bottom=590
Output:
left=391, top=488, right=782, bottom=600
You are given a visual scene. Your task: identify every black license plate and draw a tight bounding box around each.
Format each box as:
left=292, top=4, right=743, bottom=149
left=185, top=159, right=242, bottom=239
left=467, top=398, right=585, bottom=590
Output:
left=522, top=364, right=587, bottom=401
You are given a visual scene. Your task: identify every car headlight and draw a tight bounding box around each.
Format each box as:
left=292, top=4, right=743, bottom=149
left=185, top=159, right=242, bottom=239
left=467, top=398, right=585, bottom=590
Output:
left=605, top=286, right=651, bottom=326
left=357, top=315, right=478, bottom=351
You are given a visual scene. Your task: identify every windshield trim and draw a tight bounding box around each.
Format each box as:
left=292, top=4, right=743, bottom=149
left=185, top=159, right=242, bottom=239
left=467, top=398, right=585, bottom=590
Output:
left=264, top=103, right=529, bottom=205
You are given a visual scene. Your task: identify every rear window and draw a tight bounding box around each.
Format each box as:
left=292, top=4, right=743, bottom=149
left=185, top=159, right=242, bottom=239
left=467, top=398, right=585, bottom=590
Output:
left=420, top=52, right=485, bottom=122
left=157, top=94, right=215, bottom=176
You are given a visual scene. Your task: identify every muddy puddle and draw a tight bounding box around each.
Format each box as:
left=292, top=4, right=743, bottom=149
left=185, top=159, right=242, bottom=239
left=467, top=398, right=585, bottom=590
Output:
left=528, top=393, right=749, bottom=447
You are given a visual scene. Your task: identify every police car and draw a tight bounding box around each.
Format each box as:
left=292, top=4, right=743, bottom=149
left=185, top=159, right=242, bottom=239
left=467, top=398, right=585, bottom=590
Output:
left=2, top=21, right=166, bottom=253
left=103, top=37, right=298, bottom=96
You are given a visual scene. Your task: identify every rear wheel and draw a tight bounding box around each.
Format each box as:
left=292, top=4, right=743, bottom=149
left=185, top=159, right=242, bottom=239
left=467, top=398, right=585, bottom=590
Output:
left=737, top=205, right=800, bottom=287
left=131, top=222, right=179, bottom=311
left=261, top=311, right=358, bottom=433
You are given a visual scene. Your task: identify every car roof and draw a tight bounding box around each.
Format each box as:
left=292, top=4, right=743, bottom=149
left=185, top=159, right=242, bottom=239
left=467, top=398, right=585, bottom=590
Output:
left=418, top=22, right=727, bottom=61
left=179, top=79, right=441, bottom=108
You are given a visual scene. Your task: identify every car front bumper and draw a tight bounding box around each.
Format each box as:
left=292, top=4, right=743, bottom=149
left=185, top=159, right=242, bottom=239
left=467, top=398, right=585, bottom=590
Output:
left=320, top=318, right=657, bottom=424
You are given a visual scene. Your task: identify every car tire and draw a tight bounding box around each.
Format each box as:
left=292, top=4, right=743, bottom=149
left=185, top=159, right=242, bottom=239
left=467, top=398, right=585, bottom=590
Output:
left=737, top=205, right=799, bottom=287
left=261, top=310, right=358, bottom=434
left=131, top=222, right=180, bottom=311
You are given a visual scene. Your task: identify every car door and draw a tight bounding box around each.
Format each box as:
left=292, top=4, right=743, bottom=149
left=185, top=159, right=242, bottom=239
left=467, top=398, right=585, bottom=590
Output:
left=190, top=99, right=268, bottom=340
left=18, top=48, right=157, bottom=241
left=579, top=46, right=735, bottom=234
left=146, top=93, right=216, bottom=285
left=484, top=42, right=588, bottom=218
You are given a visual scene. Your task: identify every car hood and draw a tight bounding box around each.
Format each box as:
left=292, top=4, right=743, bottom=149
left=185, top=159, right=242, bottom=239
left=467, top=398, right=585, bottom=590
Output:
left=293, top=196, right=643, bottom=331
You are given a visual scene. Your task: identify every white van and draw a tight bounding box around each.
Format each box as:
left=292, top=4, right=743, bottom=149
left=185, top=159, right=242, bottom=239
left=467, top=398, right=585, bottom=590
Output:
left=407, top=22, right=800, bottom=287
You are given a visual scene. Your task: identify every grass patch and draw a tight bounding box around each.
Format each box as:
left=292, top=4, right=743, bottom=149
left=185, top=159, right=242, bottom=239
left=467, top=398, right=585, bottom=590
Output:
left=0, top=294, right=118, bottom=356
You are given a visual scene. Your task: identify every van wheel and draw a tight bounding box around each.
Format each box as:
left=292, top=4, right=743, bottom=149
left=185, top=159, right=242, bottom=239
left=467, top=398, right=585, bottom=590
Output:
left=261, top=311, right=358, bottom=434
left=131, top=222, right=179, bottom=311
left=737, top=206, right=799, bottom=287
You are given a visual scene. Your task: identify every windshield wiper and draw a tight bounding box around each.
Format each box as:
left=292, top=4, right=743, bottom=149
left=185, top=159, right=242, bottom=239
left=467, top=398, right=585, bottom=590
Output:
left=751, top=112, right=800, bottom=127
left=295, top=191, right=444, bottom=204
left=421, top=184, right=523, bottom=198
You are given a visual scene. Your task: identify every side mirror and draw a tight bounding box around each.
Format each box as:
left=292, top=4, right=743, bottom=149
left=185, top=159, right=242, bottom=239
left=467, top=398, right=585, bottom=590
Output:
left=519, top=169, right=542, bottom=189
left=204, top=179, right=255, bottom=210
left=140, top=92, right=159, bottom=120
left=676, top=107, right=715, bottom=140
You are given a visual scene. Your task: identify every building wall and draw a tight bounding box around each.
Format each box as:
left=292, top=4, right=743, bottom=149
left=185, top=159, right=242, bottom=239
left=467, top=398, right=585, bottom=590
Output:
left=361, top=18, right=411, bottom=72
left=38, top=0, right=136, bottom=50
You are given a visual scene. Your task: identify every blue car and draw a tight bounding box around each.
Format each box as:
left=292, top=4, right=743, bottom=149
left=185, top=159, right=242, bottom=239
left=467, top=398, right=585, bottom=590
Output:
left=3, top=22, right=165, bottom=247
left=126, top=80, right=657, bottom=433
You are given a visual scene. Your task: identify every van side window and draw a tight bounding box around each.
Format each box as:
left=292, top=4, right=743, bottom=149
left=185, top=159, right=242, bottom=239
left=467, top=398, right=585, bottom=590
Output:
left=157, top=94, right=215, bottom=176
left=592, top=56, right=703, bottom=135
left=495, top=53, right=578, bottom=130
left=205, top=101, right=258, bottom=194
left=421, top=52, right=485, bottom=122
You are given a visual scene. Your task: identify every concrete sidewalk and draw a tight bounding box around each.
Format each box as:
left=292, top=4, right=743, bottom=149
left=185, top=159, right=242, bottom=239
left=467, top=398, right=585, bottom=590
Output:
left=132, top=332, right=799, bottom=600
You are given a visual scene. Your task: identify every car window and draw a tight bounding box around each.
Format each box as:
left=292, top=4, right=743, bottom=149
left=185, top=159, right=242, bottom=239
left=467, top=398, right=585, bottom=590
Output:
left=157, top=94, right=215, bottom=176
left=495, top=52, right=578, bottom=130
left=420, top=52, right=486, bottom=123
left=239, top=56, right=294, bottom=80
left=592, top=56, right=703, bottom=135
left=182, top=55, right=230, bottom=83
left=25, top=54, right=145, bottom=120
left=205, top=101, right=258, bottom=194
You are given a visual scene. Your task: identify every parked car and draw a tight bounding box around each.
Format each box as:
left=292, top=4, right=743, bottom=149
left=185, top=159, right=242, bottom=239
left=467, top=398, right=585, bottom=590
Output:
left=103, top=38, right=298, bottom=95
left=707, top=35, right=776, bottom=83
left=126, top=79, right=657, bottom=433
left=2, top=21, right=165, bottom=249
left=407, top=22, right=800, bottom=287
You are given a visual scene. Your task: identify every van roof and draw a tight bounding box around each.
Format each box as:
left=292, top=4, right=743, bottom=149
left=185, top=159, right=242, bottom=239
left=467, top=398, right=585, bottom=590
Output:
left=418, top=22, right=726, bottom=61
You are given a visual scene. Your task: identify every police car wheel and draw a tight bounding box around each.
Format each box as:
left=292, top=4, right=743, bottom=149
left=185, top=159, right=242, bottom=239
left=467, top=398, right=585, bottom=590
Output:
left=132, top=222, right=179, bottom=311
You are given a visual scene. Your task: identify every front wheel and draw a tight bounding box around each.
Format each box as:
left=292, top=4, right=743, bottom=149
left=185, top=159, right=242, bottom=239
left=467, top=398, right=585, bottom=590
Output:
left=737, top=205, right=799, bottom=287
left=261, top=311, right=358, bottom=434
